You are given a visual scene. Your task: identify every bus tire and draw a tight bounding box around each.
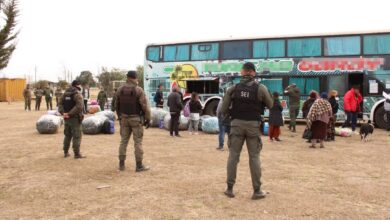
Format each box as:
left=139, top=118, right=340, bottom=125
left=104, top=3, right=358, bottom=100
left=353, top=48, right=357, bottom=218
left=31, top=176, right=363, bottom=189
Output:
left=204, top=99, right=220, bottom=116
left=374, top=105, right=387, bottom=129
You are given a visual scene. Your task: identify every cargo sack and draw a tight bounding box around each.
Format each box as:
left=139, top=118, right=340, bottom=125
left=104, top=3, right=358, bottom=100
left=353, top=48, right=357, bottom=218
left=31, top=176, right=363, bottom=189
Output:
left=163, top=114, right=189, bottom=130
left=151, top=107, right=169, bottom=127
left=201, top=117, right=219, bottom=134
left=82, top=115, right=108, bottom=134
left=198, top=115, right=212, bottom=131
left=335, top=127, right=352, bottom=137
left=88, top=105, right=101, bottom=114
left=36, top=114, right=62, bottom=134
left=102, top=120, right=115, bottom=134
left=95, top=110, right=116, bottom=121
left=183, top=102, right=190, bottom=117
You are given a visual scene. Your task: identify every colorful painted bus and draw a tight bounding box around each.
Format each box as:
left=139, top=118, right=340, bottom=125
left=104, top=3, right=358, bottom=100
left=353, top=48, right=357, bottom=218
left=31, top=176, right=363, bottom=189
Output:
left=144, top=31, right=390, bottom=129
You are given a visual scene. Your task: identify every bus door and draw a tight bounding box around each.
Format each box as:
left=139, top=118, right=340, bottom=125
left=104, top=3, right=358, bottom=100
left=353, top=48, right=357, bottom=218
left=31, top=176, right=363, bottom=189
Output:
left=348, top=73, right=364, bottom=117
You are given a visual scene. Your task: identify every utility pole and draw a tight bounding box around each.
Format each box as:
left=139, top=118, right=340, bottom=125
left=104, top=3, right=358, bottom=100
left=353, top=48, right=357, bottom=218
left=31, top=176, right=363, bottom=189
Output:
left=34, top=66, right=37, bottom=83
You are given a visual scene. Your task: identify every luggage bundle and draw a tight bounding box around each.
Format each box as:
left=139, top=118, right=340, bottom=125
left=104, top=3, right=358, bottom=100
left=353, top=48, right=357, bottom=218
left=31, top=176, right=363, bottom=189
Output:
left=201, top=117, right=219, bottom=134
left=163, top=114, right=189, bottom=130
left=150, top=107, right=169, bottom=128
left=82, top=110, right=116, bottom=135
left=36, top=114, right=63, bottom=134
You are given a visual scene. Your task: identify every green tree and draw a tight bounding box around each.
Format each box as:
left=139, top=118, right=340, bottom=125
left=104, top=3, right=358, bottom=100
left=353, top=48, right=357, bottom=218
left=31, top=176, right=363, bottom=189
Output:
left=75, top=70, right=96, bottom=87
left=136, top=65, right=144, bottom=89
left=97, top=67, right=126, bottom=96
left=57, top=80, right=69, bottom=90
left=0, top=0, right=19, bottom=70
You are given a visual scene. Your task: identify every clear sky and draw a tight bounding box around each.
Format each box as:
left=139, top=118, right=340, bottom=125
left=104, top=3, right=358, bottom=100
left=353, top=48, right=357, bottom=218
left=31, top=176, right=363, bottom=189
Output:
left=1, top=0, right=390, bottom=82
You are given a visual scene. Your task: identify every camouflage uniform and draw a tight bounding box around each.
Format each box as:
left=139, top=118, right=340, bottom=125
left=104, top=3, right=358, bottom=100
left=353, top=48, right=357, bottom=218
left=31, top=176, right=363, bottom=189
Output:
left=34, top=88, right=44, bottom=111
left=23, top=86, right=32, bottom=111
left=284, top=85, right=301, bottom=132
left=221, top=75, right=273, bottom=197
left=44, top=87, right=54, bottom=110
left=58, top=86, right=84, bottom=158
left=55, top=88, right=63, bottom=107
left=97, top=90, right=108, bottom=111
left=115, top=79, right=151, bottom=171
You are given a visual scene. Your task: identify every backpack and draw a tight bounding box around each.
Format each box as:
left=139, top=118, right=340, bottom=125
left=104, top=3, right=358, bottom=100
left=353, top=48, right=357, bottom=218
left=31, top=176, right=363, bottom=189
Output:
left=183, top=101, right=190, bottom=117
left=154, top=93, right=158, bottom=103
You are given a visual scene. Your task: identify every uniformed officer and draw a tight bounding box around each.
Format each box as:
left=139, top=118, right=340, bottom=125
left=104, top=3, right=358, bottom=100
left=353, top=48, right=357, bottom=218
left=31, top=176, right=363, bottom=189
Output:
left=115, top=71, right=151, bottom=172
left=55, top=87, right=63, bottom=107
left=44, top=86, right=54, bottom=110
left=221, top=62, right=273, bottom=200
left=284, top=83, right=301, bottom=132
left=97, top=88, right=108, bottom=111
left=23, top=84, right=32, bottom=111
left=58, top=80, right=86, bottom=159
left=34, top=87, right=44, bottom=111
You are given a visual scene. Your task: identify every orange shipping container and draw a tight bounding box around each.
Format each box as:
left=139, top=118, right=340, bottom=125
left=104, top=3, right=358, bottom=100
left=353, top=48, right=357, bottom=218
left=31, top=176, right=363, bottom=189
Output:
left=0, top=78, right=26, bottom=102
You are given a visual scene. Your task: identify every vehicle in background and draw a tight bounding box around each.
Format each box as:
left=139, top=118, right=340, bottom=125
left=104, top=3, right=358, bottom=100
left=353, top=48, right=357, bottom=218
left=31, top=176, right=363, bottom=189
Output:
left=144, top=31, right=390, bottom=129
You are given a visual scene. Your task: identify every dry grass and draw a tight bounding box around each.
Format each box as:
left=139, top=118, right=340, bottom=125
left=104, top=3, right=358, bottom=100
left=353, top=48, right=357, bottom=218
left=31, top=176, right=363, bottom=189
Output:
left=0, top=102, right=389, bottom=220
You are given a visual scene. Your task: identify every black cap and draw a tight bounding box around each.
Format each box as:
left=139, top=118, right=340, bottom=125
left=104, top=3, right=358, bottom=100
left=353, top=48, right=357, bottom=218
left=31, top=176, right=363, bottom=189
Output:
left=242, top=62, right=256, bottom=72
left=127, top=71, right=137, bottom=79
left=71, top=80, right=81, bottom=87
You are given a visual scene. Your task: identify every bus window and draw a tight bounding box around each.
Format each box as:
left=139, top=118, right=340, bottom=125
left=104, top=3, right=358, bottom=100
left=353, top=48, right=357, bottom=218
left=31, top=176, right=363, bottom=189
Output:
left=147, top=46, right=160, bottom=61
left=149, top=79, right=170, bottom=93
left=253, top=41, right=267, bottom=58
left=324, top=36, right=361, bottom=56
left=268, top=40, right=285, bottom=58
left=253, top=40, right=285, bottom=58
left=163, top=45, right=190, bottom=61
left=222, top=41, right=251, bottom=60
left=289, top=77, right=320, bottom=94
left=364, top=34, right=390, bottom=55
left=260, top=78, right=283, bottom=94
left=191, top=43, right=219, bottom=60
left=328, top=75, right=346, bottom=95
left=187, top=79, right=219, bottom=94
left=288, top=38, right=321, bottom=57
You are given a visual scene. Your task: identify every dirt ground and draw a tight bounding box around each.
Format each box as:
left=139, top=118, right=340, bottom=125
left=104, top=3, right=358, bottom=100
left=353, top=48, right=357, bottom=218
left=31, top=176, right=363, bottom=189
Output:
left=0, top=102, right=389, bottom=220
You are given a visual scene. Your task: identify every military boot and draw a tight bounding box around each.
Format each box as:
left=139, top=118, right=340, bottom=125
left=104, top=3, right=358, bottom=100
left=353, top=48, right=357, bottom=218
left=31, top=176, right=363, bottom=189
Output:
left=74, top=153, right=86, bottom=159
left=64, top=152, right=70, bottom=158
left=119, top=160, right=125, bottom=171
left=136, top=161, right=150, bottom=172
left=224, top=184, right=235, bottom=198
left=252, top=189, right=267, bottom=200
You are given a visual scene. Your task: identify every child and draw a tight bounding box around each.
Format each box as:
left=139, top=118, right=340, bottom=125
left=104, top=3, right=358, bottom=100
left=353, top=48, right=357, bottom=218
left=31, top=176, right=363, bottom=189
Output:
left=269, top=92, right=284, bottom=141
left=188, top=92, right=202, bottom=135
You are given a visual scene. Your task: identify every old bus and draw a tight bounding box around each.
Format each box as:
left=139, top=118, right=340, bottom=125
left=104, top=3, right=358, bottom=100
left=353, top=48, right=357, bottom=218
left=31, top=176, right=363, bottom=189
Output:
left=144, top=31, right=390, bottom=129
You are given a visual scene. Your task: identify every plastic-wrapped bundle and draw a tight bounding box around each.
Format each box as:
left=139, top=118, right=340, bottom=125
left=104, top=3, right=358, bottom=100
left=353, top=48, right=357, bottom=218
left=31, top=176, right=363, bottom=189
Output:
left=36, top=115, right=62, bottom=134
left=90, top=100, right=98, bottom=105
left=82, top=115, right=109, bottom=134
left=88, top=105, right=101, bottom=114
left=102, top=120, right=115, bottom=134
left=151, top=107, right=169, bottom=127
left=335, top=127, right=352, bottom=137
left=95, top=110, right=116, bottom=121
left=163, top=114, right=189, bottom=130
left=198, top=115, right=212, bottom=131
left=201, top=117, right=219, bottom=134
left=47, top=110, right=60, bottom=116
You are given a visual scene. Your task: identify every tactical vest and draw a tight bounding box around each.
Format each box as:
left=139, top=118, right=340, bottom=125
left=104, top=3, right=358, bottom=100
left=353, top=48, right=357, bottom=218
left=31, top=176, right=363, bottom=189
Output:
left=118, top=86, right=141, bottom=115
left=62, top=91, right=77, bottom=113
left=231, top=82, right=262, bottom=121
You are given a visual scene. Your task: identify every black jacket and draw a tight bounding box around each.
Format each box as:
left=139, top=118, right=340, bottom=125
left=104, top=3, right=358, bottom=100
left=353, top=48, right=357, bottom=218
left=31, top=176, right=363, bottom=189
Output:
left=189, top=100, right=202, bottom=113
left=329, top=96, right=339, bottom=115
left=167, top=92, right=183, bottom=113
left=269, top=99, right=284, bottom=126
left=155, top=90, right=164, bottom=107
left=302, top=98, right=316, bottom=118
